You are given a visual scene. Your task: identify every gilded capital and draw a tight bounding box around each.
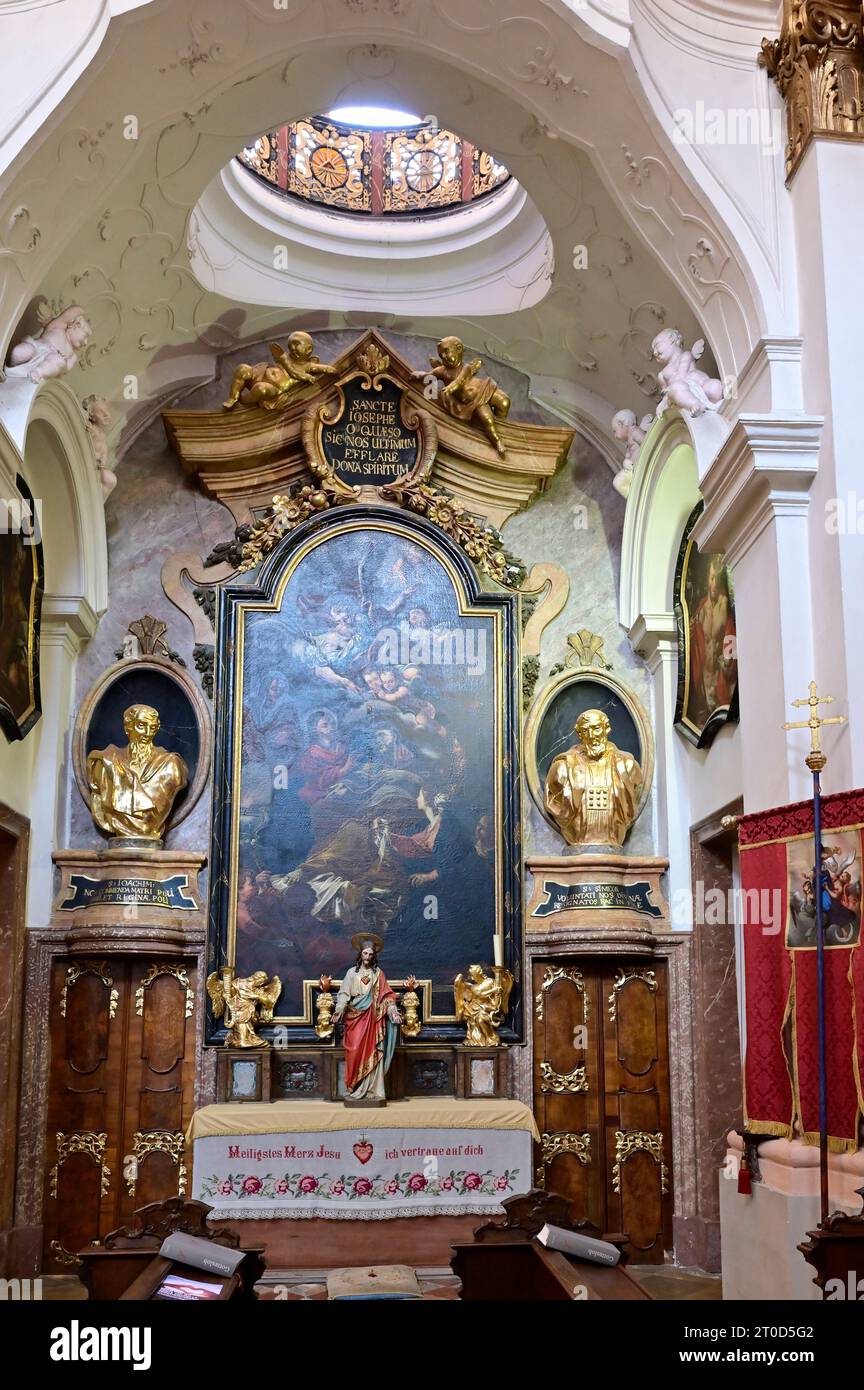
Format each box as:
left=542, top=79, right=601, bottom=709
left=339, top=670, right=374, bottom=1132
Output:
left=760, top=1, right=864, bottom=178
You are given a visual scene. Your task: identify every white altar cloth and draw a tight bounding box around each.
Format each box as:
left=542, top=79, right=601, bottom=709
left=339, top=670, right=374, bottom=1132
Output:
left=188, top=1098, right=538, bottom=1220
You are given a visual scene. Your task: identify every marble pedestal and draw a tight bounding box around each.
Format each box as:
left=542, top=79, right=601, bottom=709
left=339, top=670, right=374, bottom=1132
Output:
left=51, top=846, right=207, bottom=927
left=525, top=853, right=669, bottom=946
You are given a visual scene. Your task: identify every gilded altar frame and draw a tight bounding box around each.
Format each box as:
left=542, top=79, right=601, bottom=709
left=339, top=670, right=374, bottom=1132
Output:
left=207, top=504, right=523, bottom=1045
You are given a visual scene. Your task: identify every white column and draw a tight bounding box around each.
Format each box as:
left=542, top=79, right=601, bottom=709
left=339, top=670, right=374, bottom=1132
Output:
left=629, top=614, right=691, bottom=925
left=697, top=416, right=822, bottom=811
left=26, top=596, right=97, bottom=928
left=790, top=139, right=864, bottom=790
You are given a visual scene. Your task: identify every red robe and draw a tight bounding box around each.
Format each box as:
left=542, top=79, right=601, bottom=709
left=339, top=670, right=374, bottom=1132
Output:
left=343, top=968, right=398, bottom=1093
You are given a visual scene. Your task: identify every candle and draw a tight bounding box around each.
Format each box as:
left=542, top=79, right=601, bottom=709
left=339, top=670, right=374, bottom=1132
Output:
left=493, top=935, right=504, bottom=968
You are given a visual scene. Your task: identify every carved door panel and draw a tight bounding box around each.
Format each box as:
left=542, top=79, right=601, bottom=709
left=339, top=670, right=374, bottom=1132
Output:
left=531, top=956, right=672, bottom=1264
left=532, top=962, right=603, bottom=1228
left=43, top=954, right=198, bottom=1271
left=119, top=962, right=197, bottom=1221
left=602, top=963, right=672, bottom=1262
left=43, top=959, right=121, bottom=1270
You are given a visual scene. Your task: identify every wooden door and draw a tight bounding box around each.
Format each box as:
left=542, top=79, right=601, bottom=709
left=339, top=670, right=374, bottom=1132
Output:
left=601, top=962, right=672, bottom=1262
left=42, top=955, right=198, bottom=1271
left=532, top=956, right=672, bottom=1263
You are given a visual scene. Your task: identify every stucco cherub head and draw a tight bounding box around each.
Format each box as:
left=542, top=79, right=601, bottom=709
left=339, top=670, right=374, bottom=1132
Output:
left=612, top=408, right=638, bottom=442
left=651, top=327, right=685, bottom=366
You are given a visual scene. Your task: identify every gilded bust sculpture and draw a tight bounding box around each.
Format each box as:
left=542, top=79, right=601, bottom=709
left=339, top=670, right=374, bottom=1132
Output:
left=544, top=708, right=643, bottom=850
left=86, top=703, right=188, bottom=843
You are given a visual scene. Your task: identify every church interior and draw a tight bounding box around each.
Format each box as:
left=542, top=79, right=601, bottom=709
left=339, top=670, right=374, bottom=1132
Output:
left=1, top=0, right=863, bottom=1329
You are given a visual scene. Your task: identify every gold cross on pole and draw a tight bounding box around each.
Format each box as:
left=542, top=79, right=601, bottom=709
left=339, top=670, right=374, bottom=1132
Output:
left=782, top=681, right=847, bottom=772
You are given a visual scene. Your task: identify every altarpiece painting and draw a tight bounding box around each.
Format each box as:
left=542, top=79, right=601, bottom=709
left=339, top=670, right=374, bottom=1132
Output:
left=207, top=505, right=522, bottom=1041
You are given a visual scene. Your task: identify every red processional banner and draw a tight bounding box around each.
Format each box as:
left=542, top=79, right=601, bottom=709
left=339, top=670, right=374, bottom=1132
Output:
left=739, top=788, right=864, bottom=1153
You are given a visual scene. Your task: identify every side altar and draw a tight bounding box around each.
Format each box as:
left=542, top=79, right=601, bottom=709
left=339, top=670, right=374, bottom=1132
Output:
left=158, top=327, right=575, bottom=1258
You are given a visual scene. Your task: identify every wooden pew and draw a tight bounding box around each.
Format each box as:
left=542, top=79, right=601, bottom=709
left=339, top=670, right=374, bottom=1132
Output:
left=450, top=1190, right=652, bottom=1301
left=78, top=1197, right=264, bottom=1301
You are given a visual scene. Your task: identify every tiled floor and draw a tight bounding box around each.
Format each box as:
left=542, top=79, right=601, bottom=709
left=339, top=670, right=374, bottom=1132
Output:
left=629, top=1265, right=722, bottom=1300
left=40, top=1263, right=720, bottom=1301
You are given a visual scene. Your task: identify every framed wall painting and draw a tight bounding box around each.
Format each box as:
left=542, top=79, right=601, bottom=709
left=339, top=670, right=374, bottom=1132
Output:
left=207, top=504, right=522, bottom=1043
left=0, top=474, right=44, bottom=742
left=673, top=501, right=739, bottom=749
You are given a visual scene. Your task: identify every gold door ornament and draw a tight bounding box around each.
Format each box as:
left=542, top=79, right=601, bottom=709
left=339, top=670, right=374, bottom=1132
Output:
left=136, top=963, right=194, bottom=1018
left=534, top=965, right=585, bottom=1021
left=612, top=1130, right=669, bottom=1195
left=536, top=1131, right=592, bottom=1187
left=49, top=1131, right=110, bottom=1199
left=59, top=961, right=118, bottom=1020
left=539, top=1060, right=588, bottom=1094
left=608, top=967, right=658, bottom=1022
left=127, top=1131, right=187, bottom=1198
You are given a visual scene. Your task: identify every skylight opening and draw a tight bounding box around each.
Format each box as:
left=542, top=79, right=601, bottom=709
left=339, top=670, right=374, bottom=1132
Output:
left=328, top=104, right=424, bottom=128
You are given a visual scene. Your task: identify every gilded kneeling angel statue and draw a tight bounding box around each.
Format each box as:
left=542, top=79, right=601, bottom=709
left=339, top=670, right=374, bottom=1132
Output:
left=333, top=935, right=402, bottom=1103
left=454, top=964, right=514, bottom=1047
left=206, top=968, right=282, bottom=1048
left=545, top=708, right=643, bottom=851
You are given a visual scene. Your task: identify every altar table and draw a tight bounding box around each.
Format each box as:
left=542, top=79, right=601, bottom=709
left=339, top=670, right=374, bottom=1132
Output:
left=188, top=1098, right=538, bottom=1220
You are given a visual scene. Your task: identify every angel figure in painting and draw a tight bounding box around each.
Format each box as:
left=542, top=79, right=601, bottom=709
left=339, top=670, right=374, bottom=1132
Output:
left=206, top=968, right=282, bottom=1048
left=333, top=934, right=402, bottom=1104
left=454, top=964, right=514, bottom=1047
left=651, top=327, right=724, bottom=419
left=420, top=335, right=510, bottom=456
left=223, top=330, right=336, bottom=412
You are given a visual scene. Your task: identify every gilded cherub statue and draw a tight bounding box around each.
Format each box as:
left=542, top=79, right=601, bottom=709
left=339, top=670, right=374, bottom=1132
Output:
left=545, top=708, right=643, bottom=850
left=651, top=328, right=724, bottom=419
left=206, top=968, right=283, bottom=1048
left=222, top=330, right=336, bottom=412
left=420, top=335, right=510, bottom=456
left=86, top=704, right=188, bottom=844
left=454, top=964, right=514, bottom=1047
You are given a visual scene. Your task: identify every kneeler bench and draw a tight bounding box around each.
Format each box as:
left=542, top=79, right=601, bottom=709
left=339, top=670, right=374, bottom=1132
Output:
left=450, top=1190, right=652, bottom=1301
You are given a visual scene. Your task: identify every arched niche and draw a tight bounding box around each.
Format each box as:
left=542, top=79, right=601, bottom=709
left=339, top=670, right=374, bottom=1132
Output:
left=0, top=376, right=108, bottom=924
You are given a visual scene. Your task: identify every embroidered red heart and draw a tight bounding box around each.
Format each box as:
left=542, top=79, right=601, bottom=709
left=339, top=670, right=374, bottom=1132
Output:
left=353, top=1138, right=373, bottom=1165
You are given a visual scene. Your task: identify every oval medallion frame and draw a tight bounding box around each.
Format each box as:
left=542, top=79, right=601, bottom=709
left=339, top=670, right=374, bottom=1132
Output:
left=72, top=653, right=212, bottom=832
left=524, top=665, right=654, bottom=835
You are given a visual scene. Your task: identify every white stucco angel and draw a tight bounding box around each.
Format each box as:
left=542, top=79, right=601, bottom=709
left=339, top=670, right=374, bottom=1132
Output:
left=611, top=408, right=653, bottom=498
left=651, top=327, right=724, bottom=419
left=6, top=305, right=93, bottom=384
left=83, top=395, right=117, bottom=499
